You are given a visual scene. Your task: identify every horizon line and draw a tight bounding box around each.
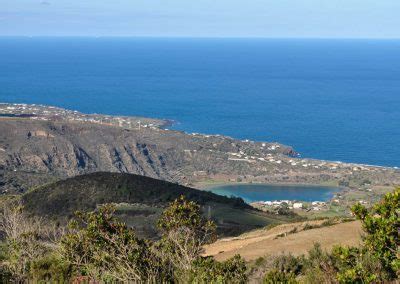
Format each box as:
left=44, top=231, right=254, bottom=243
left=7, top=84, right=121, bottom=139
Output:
left=1, top=35, right=400, bottom=40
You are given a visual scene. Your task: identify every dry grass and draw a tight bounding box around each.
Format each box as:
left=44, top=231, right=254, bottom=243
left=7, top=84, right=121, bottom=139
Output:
left=204, top=220, right=362, bottom=261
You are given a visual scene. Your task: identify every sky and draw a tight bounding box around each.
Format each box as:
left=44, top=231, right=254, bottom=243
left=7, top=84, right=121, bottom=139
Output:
left=1, top=0, right=400, bottom=38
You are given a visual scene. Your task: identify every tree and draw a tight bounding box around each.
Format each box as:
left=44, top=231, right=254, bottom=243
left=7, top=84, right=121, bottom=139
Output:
left=352, top=187, right=399, bottom=278
left=157, top=195, right=217, bottom=273
left=60, top=205, right=168, bottom=282
left=0, top=202, right=53, bottom=282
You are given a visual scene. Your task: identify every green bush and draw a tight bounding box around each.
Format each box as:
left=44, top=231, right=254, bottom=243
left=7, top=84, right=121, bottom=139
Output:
left=56, top=196, right=247, bottom=283
left=352, top=187, right=399, bottom=279
left=331, top=246, right=387, bottom=283
left=189, top=255, right=247, bottom=284
left=60, top=205, right=169, bottom=282
left=272, top=254, right=304, bottom=276
left=263, top=269, right=297, bottom=284
left=157, top=195, right=216, bottom=274
left=29, top=254, right=72, bottom=282
left=300, top=188, right=400, bottom=283
left=3, top=232, right=50, bottom=281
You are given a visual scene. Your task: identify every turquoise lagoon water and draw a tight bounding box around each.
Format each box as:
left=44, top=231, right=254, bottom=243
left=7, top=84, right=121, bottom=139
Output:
left=206, top=184, right=340, bottom=202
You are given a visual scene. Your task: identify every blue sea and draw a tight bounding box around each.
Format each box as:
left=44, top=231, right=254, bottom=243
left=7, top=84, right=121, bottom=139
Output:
left=0, top=37, right=399, bottom=167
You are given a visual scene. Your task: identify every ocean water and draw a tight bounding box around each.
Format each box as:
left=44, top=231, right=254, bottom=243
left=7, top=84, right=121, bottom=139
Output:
left=0, top=37, right=399, bottom=167
left=206, top=184, right=339, bottom=202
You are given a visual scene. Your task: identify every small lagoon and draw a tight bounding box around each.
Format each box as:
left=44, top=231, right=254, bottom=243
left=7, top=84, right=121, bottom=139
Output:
left=206, top=184, right=340, bottom=203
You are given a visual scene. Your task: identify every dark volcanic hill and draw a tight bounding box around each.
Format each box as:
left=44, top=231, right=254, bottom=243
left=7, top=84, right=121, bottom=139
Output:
left=22, top=172, right=251, bottom=218
left=21, top=172, right=291, bottom=238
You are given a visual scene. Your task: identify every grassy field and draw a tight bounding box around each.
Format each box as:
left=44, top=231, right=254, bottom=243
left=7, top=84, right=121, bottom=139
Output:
left=204, top=220, right=362, bottom=261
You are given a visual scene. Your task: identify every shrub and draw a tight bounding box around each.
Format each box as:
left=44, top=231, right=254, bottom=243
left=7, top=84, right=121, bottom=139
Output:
left=257, top=254, right=304, bottom=283
left=254, top=256, right=266, bottom=267
left=60, top=204, right=169, bottom=282
left=352, top=187, right=399, bottom=278
left=263, top=269, right=297, bottom=284
left=157, top=195, right=216, bottom=273
left=303, top=243, right=337, bottom=283
left=302, top=223, right=314, bottom=230
left=275, top=203, right=292, bottom=216
left=0, top=203, right=57, bottom=282
left=332, top=246, right=387, bottom=283
left=272, top=254, right=304, bottom=276
left=5, top=232, right=49, bottom=280
left=189, top=255, right=247, bottom=284
left=320, top=218, right=336, bottom=227
left=29, top=254, right=72, bottom=282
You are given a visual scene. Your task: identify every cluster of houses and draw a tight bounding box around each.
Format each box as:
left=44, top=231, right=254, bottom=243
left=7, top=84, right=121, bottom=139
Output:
left=0, top=103, right=162, bottom=130
left=253, top=200, right=328, bottom=211
left=224, top=145, right=382, bottom=175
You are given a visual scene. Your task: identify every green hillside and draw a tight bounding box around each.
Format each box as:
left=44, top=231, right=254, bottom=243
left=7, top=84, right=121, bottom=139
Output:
left=21, top=172, right=298, bottom=238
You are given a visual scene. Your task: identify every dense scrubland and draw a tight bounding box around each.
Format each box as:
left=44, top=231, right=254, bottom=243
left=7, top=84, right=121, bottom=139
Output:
left=0, top=186, right=398, bottom=283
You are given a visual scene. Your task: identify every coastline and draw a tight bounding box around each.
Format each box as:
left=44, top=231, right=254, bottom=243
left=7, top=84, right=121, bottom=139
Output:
left=1, top=102, right=397, bottom=170
left=2, top=102, right=400, bottom=174
left=1, top=102, right=399, bottom=196
left=0, top=102, right=171, bottom=130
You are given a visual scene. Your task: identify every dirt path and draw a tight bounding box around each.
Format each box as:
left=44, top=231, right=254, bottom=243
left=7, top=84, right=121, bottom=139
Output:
left=205, top=220, right=362, bottom=261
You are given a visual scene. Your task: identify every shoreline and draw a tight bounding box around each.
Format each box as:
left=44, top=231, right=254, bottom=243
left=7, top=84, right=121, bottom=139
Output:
left=196, top=181, right=343, bottom=203
left=1, top=102, right=398, bottom=170
left=195, top=181, right=343, bottom=190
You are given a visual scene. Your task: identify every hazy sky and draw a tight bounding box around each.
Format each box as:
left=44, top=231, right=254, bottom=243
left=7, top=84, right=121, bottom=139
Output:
left=1, top=0, right=400, bottom=38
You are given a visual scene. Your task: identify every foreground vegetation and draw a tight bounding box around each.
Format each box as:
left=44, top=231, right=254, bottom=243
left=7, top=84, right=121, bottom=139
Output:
left=0, top=188, right=398, bottom=283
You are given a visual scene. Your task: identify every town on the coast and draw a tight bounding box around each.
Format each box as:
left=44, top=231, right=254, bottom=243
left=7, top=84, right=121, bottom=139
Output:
left=0, top=103, right=169, bottom=129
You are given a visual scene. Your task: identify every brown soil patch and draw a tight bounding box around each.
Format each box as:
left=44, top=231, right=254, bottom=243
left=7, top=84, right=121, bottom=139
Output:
left=205, top=220, right=362, bottom=261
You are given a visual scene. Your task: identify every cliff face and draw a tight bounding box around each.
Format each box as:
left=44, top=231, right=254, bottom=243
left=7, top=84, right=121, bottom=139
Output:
left=0, top=115, right=399, bottom=193
left=1, top=119, right=173, bottom=184
left=0, top=118, right=296, bottom=192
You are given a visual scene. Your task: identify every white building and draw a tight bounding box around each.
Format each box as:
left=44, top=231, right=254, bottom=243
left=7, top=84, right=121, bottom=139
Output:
left=293, top=202, right=303, bottom=209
